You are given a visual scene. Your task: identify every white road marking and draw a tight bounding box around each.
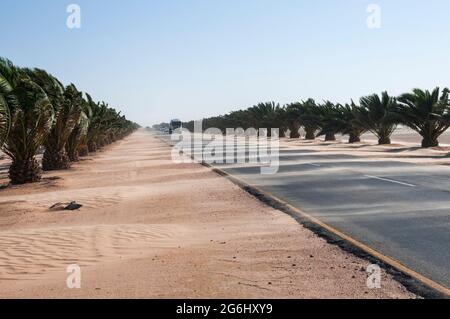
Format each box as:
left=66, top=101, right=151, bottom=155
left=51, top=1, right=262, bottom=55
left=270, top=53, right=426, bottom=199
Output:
left=307, top=163, right=321, bottom=167
left=364, top=175, right=416, bottom=187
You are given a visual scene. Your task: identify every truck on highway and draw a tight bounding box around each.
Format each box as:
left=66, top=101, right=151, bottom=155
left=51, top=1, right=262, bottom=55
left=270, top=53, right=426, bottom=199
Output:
left=169, top=119, right=182, bottom=134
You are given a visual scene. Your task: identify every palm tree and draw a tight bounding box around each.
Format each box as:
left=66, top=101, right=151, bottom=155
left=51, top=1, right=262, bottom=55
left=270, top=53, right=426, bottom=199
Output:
left=248, top=102, right=286, bottom=137
left=354, top=92, right=397, bottom=145
left=65, top=95, right=90, bottom=161
left=298, top=99, right=321, bottom=140
left=275, top=106, right=288, bottom=138
left=0, top=83, right=11, bottom=148
left=339, top=102, right=366, bottom=143
left=284, top=103, right=302, bottom=138
left=395, top=87, right=450, bottom=148
left=85, top=95, right=104, bottom=152
left=95, top=103, right=119, bottom=147
left=231, top=109, right=256, bottom=130
left=316, top=101, right=344, bottom=141
left=83, top=96, right=138, bottom=152
left=76, top=96, right=94, bottom=156
left=26, top=68, right=83, bottom=170
left=0, top=58, right=54, bottom=184
left=1, top=57, right=138, bottom=184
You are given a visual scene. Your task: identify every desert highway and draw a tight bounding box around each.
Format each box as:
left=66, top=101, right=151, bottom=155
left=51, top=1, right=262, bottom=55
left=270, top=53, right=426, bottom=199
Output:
left=159, top=133, right=450, bottom=293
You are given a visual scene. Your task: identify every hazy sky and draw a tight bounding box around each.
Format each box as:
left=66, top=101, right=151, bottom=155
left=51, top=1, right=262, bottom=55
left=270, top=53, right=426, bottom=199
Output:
left=2, top=0, right=450, bottom=126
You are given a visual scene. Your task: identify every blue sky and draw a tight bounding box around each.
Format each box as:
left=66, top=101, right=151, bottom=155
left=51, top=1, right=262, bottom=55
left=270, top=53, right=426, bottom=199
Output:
left=2, top=0, right=450, bottom=125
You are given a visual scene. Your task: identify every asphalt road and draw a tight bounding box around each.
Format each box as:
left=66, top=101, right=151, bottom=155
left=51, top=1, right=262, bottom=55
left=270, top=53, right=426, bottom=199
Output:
left=158, top=132, right=450, bottom=291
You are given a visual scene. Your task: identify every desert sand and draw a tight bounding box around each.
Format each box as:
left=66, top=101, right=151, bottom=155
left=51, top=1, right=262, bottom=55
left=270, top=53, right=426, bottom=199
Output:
left=0, top=130, right=416, bottom=298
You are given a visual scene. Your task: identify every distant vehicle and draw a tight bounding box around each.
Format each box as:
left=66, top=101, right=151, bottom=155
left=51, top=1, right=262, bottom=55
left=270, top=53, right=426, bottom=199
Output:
left=169, top=119, right=182, bottom=134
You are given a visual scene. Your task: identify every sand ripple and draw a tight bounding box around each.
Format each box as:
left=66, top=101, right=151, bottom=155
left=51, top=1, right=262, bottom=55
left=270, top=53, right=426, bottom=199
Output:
left=0, top=224, right=187, bottom=280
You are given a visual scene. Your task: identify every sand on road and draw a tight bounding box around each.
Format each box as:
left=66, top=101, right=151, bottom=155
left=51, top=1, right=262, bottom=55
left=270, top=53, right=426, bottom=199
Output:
left=0, top=131, right=415, bottom=298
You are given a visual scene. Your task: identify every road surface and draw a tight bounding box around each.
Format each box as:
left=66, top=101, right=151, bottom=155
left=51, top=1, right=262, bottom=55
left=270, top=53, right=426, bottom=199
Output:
left=158, top=132, right=450, bottom=292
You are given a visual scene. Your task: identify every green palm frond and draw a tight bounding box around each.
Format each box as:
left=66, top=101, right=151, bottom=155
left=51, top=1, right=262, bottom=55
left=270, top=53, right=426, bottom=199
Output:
left=341, top=102, right=366, bottom=139
left=316, top=101, right=345, bottom=137
left=395, top=87, right=450, bottom=147
left=247, top=102, right=287, bottom=136
left=0, top=56, right=138, bottom=183
left=26, top=69, right=82, bottom=154
left=0, top=94, right=10, bottom=146
left=354, top=92, right=397, bottom=144
left=2, top=73, right=54, bottom=162
left=66, top=107, right=90, bottom=159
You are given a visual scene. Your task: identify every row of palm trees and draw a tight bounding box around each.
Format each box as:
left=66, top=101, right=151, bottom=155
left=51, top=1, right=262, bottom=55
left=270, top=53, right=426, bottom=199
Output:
left=183, top=88, right=450, bottom=148
left=0, top=58, right=139, bottom=185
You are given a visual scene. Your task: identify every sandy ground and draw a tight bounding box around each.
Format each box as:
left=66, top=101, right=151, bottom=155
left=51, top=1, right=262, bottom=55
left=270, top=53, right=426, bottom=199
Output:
left=280, top=128, right=450, bottom=167
left=364, top=126, right=450, bottom=146
left=0, top=131, right=416, bottom=299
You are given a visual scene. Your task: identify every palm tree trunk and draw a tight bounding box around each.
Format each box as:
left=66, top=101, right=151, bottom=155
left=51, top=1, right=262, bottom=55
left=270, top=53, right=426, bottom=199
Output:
left=98, top=139, right=106, bottom=148
left=348, top=133, right=361, bottom=143
left=421, top=136, right=439, bottom=148
left=289, top=123, right=301, bottom=138
left=378, top=136, right=391, bottom=145
left=305, top=127, right=316, bottom=140
left=290, top=130, right=300, bottom=138
left=67, top=148, right=79, bottom=162
left=88, top=141, right=97, bottom=152
left=325, top=132, right=336, bottom=141
left=42, top=149, right=71, bottom=171
left=104, top=137, right=111, bottom=145
left=9, top=158, right=41, bottom=185
left=78, top=145, right=89, bottom=157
